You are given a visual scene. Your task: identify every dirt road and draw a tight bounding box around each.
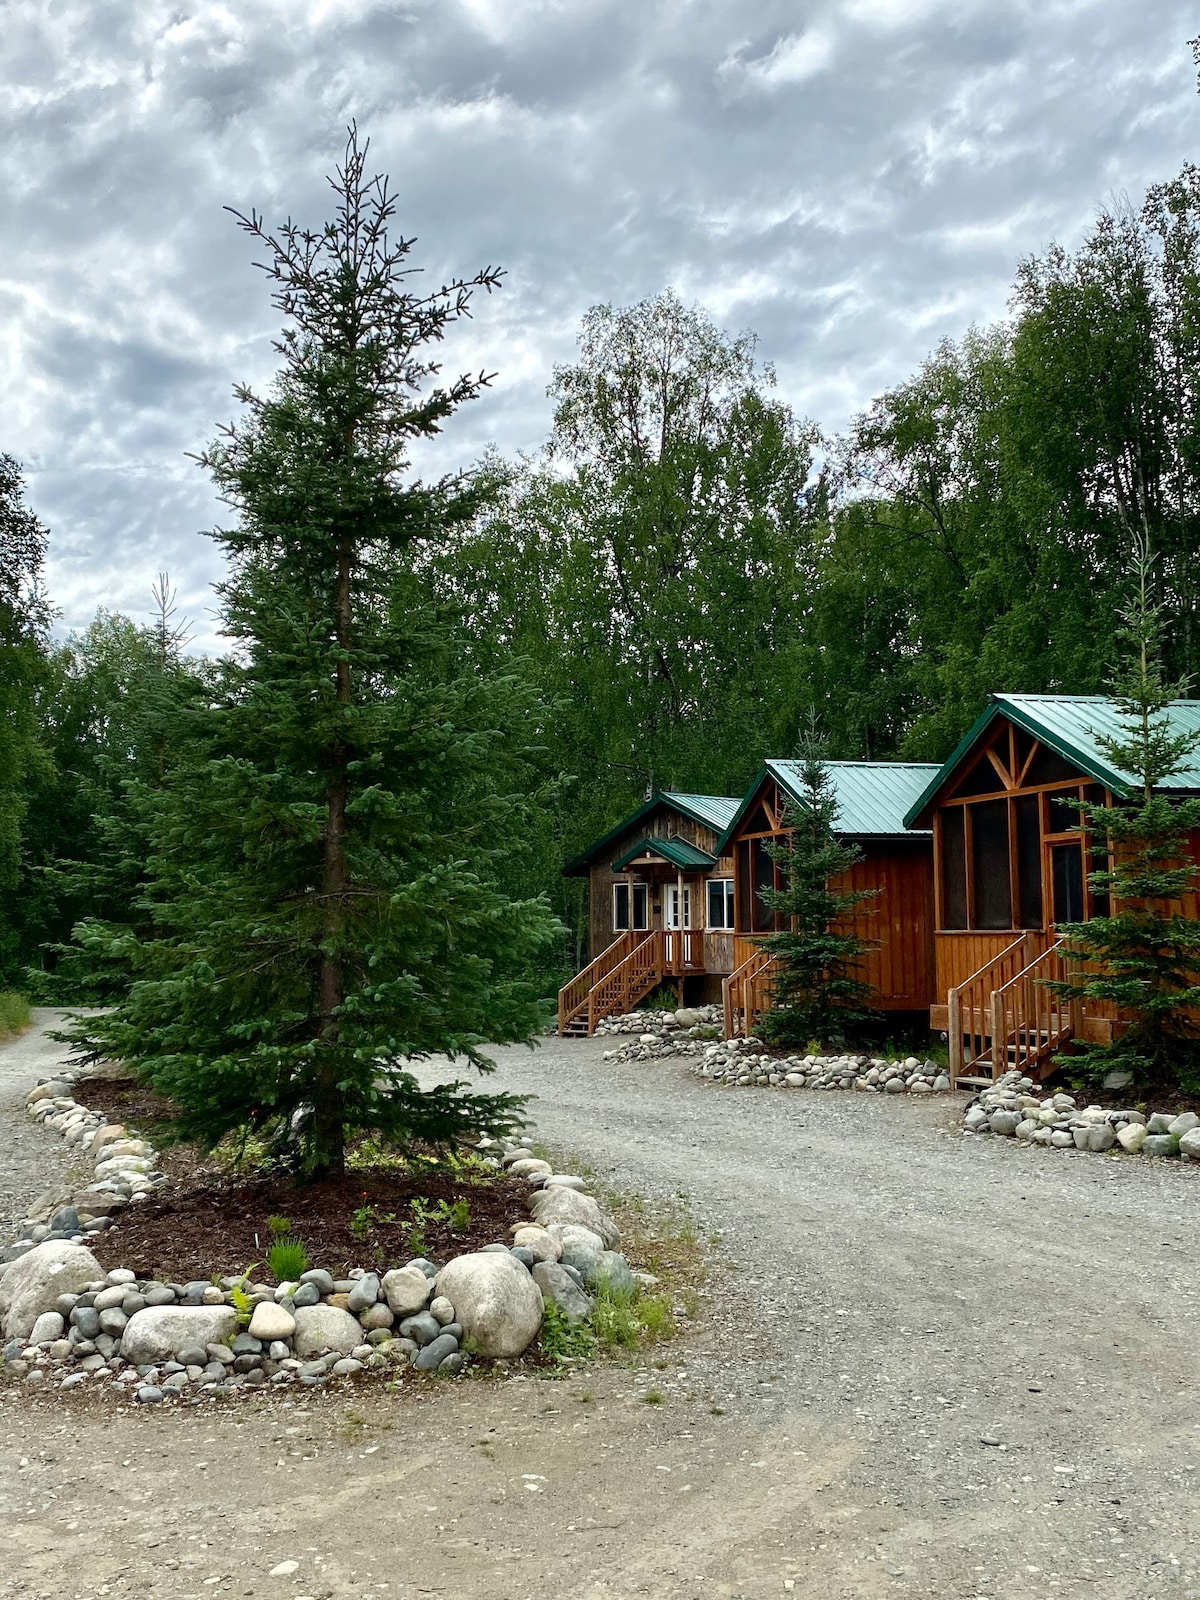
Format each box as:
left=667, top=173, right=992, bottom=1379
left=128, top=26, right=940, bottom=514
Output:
left=2, top=1025, right=1199, bottom=1600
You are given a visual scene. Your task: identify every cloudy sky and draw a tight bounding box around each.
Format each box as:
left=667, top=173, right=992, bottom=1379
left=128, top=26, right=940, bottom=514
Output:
left=4, top=0, right=1198, bottom=649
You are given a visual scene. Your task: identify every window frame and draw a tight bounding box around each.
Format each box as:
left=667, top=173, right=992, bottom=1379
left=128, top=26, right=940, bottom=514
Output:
left=613, top=880, right=649, bottom=931
left=706, top=877, right=735, bottom=930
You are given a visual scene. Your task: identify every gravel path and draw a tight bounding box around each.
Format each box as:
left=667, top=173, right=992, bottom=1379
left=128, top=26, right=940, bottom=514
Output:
left=2, top=1024, right=1199, bottom=1600
left=0, top=1010, right=88, bottom=1237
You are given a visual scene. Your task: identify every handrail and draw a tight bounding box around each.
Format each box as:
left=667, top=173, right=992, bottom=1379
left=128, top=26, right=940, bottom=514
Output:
left=947, top=934, right=1035, bottom=1082
left=989, top=937, right=1079, bottom=1078
left=586, top=930, right=665, bottom=1033
left=558, top=931, right=645, bottom=1033
left=723, top=941, right=776, bottom=1039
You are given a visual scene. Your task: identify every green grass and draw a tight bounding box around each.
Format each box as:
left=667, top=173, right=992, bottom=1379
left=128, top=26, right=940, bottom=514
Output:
left=0, top=991, right=32, bottom=1043
left=266, top=1235, right=309, bottom=1282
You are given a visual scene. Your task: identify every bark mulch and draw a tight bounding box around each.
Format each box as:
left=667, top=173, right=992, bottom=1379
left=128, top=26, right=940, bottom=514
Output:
left=71, top=1074, right=532, bottom=1282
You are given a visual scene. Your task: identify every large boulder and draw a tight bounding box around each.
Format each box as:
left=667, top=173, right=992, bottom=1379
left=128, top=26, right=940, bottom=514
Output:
left=435, top=1252, right=544, bottom=1358
left=588, top=1250, right=638, bottom=1298
left=0, top=1242, right=104, bottom=1342
left=292, top=1304, right=363, bottom=1357
left=528, top=1186, right=620, bottom=1249
left=121, top=1305, right=239, bottom=1364
left=531, top=1261, right=593, bottom=1323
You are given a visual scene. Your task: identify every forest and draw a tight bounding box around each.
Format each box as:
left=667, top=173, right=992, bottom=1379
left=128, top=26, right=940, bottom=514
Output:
left=5, top=159, right=1200, bottom=996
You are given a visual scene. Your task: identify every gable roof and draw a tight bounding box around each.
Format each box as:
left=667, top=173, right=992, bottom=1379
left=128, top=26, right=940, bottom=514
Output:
left=717, top=759, right=939, bottom=853
left=561, top=791, right=740, bottom=878
left=902, top=694, right=1200, bottom=828
left=610, top=835, right=718, bottom=873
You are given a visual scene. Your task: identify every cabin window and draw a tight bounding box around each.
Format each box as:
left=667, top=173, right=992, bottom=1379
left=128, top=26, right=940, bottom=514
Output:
left=707, top=878, right=735, bottom=930
left=613, top=881, right=648, bottom=931
left=1051, top=842, right=1085, bottom=924
left=971, top=799, right=1012, bottom=929
left=940, top=806, right=968, bottom=929
left=1085, top=785, right=1111, bottom=916
left=752, top=838, right=776, bottom=932
left=1047, top=788, right=1081, bottom=833
left=1014, top=794, right=1043, bottom=928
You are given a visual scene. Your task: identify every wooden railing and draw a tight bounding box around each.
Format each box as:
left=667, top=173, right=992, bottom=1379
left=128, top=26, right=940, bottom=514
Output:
left=663, top=928, right=705, bottom=972
left=558, top=931, right=646, bottom=1034
left=723, top=941, right=777, bottom=1039
left=989, top=938, right=1079, bottom=1079
left=586, top=930, right=666, bottom=1032
left=947, top=933, right=1036, bottom=1083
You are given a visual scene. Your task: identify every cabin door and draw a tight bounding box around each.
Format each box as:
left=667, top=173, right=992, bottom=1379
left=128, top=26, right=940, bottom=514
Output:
left=664, top=886, right=691, bottom=928
left=1049, top=841, right=1085, bottom=925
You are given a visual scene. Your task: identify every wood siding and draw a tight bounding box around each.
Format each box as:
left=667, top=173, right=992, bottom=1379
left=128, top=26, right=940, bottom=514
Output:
left=837, top=842, right=935, bottom=1010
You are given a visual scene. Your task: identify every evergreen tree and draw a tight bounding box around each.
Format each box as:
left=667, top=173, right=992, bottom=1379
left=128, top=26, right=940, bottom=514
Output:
left=757, top=732, right=877, bottom=1048
left=1047, top=535, right=1200, bottom=1088
left=68, top=129, right=562, bottom=1175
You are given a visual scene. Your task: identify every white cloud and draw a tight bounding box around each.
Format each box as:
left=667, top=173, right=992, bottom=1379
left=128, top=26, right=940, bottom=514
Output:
left=0, top=0, right=1197, bottom=648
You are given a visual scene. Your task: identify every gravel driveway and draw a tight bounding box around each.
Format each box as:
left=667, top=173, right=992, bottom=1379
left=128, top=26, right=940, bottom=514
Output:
left=2, top=1024, right=1199, bottom=1600
left=0, top=1010, right=89, bottom=1239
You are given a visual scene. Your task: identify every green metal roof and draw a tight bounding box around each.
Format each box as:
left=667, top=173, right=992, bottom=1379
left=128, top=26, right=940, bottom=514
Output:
left=561, top=791, right=741, bottom=878
left=610, top=835, right=718, bottom=873
left=902, top=694, right=1200, bottom=828
left=716, top=759, right=939, bottom=852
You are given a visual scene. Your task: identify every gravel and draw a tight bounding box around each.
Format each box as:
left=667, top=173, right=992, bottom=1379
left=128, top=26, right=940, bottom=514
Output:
left=0, top=1010, right=91, bottom=1237
left=4, top=1020, right=1200, bottom=1596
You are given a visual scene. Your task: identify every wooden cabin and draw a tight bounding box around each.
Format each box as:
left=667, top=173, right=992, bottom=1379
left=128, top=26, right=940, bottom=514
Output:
left=718, top=760, right=938, bottom=1037
left=558, top=764, right=938, bottom=1037
left=558, top=791, right=740, bottom=1035
left=903, top=694, right=1200, bottom=1085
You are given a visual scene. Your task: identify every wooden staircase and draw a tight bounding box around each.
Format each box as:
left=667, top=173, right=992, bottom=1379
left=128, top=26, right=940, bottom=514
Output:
left=948, top=933, right=1081, bottom=1088
left=723, top=942, right=777, bottom=1039
left=558, top=929, right=709, bottom=1037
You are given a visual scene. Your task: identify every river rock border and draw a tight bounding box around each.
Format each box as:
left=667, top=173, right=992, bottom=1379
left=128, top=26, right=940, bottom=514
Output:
left=0, top=1074, right=641, bottom=1404
left=964, top=1069, right=1200, bottom=1159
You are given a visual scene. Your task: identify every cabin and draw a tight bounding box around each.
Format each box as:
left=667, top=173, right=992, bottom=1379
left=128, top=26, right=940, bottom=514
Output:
left=717, top=760, right=938, bottom=1037
left=903, top=694, right=1200, bottom=1085
left=558, top=791, right=741, bottom=1035
left=557, top=764, right=937, bottom=1037
left=557, top=695, right=1200, bottom=1073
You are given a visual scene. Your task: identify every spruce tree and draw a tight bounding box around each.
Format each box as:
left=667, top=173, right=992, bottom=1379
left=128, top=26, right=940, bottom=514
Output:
left=68, top=130, right=561, bottom=1174
left=1047, top=535, right=1200, bottom=1089
left=758, top=733, right=877, bottom=1048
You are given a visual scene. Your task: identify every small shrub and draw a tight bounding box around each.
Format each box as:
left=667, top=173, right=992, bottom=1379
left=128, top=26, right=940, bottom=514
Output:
left=266, top=1235, right=309, bottom=1282
left=438, top=1197, right=471, bottom=1233
left=539, top=1301, right=597, bottom=1366
left=266, top=1214, right=292, bottom=1239
left=642, top=1389, right=664, bottom=1405
left=350, top=1201, right=377, bottom=1238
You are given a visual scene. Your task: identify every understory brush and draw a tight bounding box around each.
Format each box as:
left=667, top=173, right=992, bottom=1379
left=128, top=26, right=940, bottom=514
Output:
left=0, top=991, right=31, bottom=1042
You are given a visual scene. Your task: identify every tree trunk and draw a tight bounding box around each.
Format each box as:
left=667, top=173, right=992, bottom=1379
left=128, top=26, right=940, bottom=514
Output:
left=315, top=532, right=354, bottom=1176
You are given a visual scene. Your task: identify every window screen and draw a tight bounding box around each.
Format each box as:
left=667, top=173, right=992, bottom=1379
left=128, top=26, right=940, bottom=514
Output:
left=707, top=879, right=735, bottom=930
left=1085, top=785, right=1111, bottom=916
left=613, top=882, right=629, bottom=930
left=752, top=838, right=776, bottom=932
left=1047, top=788, right=1081, bottom=833
left=632, top=884, right=648, bottom=929
left=950, top=756, right=1005, bottom=799
left=971, top=798, right=1013, bottom=929
left=940, top=806, right=967, bottom=929
left=1027, top=746, right=1081, bottom=786
left=1014, top=794, right=1043, bottom=928
left=735, top=841, right=752, bottom=931
left=1052, top=842, right=1084, bottom=924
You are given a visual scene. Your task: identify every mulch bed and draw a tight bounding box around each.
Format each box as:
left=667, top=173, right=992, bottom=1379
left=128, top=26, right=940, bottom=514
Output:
left=71, top=1074, right=532, bottom=1282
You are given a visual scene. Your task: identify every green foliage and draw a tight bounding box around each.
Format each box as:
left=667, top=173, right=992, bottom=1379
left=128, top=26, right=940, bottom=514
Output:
left=1046, top=536, right=1200, bottom=1088
left=0, top=991, right=31, bottom=1040
left=538, top=1300, right=597, bottom=1366
left=757, top=728, right=878, bottom=1048
left=266, top=1235, right=309, bottom=1282
left=266, top=1214, right=292, bottom=1239
left=62, top=130, right=560, bottom=1176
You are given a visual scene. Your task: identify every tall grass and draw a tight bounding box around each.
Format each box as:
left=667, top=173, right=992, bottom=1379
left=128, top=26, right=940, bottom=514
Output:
left=0, top=991, right=32, bottom=1042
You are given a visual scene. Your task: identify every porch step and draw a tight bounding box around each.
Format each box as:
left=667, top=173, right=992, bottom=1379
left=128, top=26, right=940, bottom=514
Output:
left=954, top=1074, right=995, bottom=1090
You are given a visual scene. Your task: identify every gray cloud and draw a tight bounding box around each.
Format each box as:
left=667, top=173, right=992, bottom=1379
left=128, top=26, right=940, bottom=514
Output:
left=3, top=0, right=1197, bottom=649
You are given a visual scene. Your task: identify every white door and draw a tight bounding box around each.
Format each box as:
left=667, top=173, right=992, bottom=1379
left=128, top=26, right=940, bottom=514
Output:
left=665, top=886, right=691, bottom=928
